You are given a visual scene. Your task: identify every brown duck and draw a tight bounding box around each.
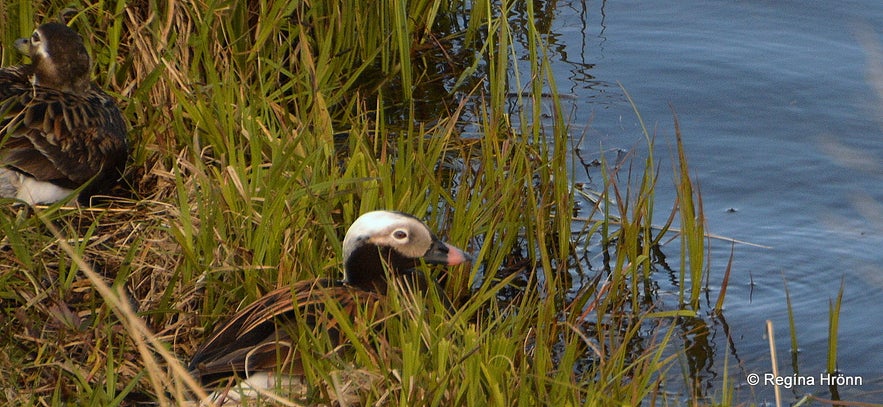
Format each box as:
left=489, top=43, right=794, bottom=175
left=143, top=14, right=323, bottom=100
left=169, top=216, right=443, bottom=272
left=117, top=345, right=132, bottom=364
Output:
left=0, top=22, right=128, bottom=205
left=188, top=210, right=472, bottom=396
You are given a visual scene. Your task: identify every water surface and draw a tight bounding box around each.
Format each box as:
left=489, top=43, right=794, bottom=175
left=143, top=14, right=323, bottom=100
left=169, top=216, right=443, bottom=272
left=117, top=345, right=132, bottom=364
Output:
left=537, top=1, right=883, bottom=403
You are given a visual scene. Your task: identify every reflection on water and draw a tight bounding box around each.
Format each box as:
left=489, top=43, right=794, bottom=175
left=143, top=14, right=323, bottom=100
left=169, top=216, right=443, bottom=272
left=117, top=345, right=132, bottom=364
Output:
left=538, top=0, right=883, bottom=404
left=389, top=0, right=881, bottom=402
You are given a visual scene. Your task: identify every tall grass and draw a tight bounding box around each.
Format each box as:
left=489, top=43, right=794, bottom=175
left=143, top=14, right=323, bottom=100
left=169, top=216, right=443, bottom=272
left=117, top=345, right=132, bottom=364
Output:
left=1, top=0, right=717, bottom=405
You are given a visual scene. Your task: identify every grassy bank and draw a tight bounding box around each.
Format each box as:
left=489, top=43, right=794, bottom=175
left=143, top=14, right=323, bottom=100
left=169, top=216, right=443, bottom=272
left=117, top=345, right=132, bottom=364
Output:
left=0, top=1, right=718, bottom=405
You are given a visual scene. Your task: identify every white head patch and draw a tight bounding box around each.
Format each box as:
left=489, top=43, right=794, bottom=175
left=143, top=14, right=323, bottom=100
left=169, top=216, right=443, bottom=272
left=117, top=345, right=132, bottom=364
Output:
left=342, top=211, right=434, bottom=261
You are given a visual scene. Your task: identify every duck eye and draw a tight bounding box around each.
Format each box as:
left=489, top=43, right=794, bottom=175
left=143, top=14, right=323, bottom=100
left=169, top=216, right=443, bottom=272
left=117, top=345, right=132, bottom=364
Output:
left=31, top=32, right=40, bottom=43
left=392, top=229, right=408, bottom=240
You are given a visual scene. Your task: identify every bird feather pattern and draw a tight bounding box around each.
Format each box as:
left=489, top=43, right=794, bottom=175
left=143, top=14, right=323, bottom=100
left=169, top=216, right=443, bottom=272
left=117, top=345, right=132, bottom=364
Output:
left=0, top=65, right=127, bottom=190
left=189, top=278, right=385, bottom=385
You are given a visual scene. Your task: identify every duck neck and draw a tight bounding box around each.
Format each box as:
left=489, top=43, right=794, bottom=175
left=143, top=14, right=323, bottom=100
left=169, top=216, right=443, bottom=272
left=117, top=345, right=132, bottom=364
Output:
left=344, top=244, right=420, bottom=292
left=344, top=244, right=390, bottom=292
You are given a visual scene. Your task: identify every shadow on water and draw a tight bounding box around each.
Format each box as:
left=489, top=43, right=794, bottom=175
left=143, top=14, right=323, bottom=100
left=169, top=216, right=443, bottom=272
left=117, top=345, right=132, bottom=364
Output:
left=507, top=0, right=883, bottom=404
left=360, top=0, right=741, bottom=402
left=339, top=0, right=882, bottom=404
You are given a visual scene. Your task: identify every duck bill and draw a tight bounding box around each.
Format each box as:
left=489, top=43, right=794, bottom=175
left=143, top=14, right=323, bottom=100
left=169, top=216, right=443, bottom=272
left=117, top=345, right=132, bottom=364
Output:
left=423, top=239, right=473, bottom=266
left=14, top=38, right=30, bottom=55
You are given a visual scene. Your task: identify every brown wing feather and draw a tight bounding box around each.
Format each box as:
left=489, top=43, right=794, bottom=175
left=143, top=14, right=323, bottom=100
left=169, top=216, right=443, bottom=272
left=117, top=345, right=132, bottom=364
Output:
left=0, top=66, right=128, bottom=191
left=188, top=279, right=384, bottom=384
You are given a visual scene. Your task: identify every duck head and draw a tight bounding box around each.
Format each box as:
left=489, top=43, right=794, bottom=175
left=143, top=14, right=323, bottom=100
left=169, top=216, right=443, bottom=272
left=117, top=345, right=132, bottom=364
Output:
left=14, top=22, right=91, bottom=94
left=342, top=210, right=471, bottom=291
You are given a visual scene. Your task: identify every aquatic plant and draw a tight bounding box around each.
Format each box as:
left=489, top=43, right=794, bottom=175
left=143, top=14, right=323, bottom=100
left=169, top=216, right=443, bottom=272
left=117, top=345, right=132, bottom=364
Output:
left=0, top=0, right=721, bottom=405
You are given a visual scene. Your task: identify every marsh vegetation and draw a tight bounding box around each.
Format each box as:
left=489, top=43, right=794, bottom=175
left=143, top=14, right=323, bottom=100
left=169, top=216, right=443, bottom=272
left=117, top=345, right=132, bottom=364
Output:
left=0, top=1, right=727, bottom=405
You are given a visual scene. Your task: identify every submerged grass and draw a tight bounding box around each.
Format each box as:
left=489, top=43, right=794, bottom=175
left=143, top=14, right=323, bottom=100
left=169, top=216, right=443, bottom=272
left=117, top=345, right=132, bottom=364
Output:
left=2, top=0, right=718, bottom=405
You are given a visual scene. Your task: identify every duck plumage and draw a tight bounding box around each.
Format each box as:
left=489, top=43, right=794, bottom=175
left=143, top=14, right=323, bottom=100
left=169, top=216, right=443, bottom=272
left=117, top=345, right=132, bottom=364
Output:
left=188, top=211, right=471, bottom=389
left=0, top=22, right=128, bottom=205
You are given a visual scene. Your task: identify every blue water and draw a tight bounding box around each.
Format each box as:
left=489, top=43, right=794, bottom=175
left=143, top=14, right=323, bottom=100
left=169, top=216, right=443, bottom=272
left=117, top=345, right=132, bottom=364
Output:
left=538, top=1, right=883, bottom=403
